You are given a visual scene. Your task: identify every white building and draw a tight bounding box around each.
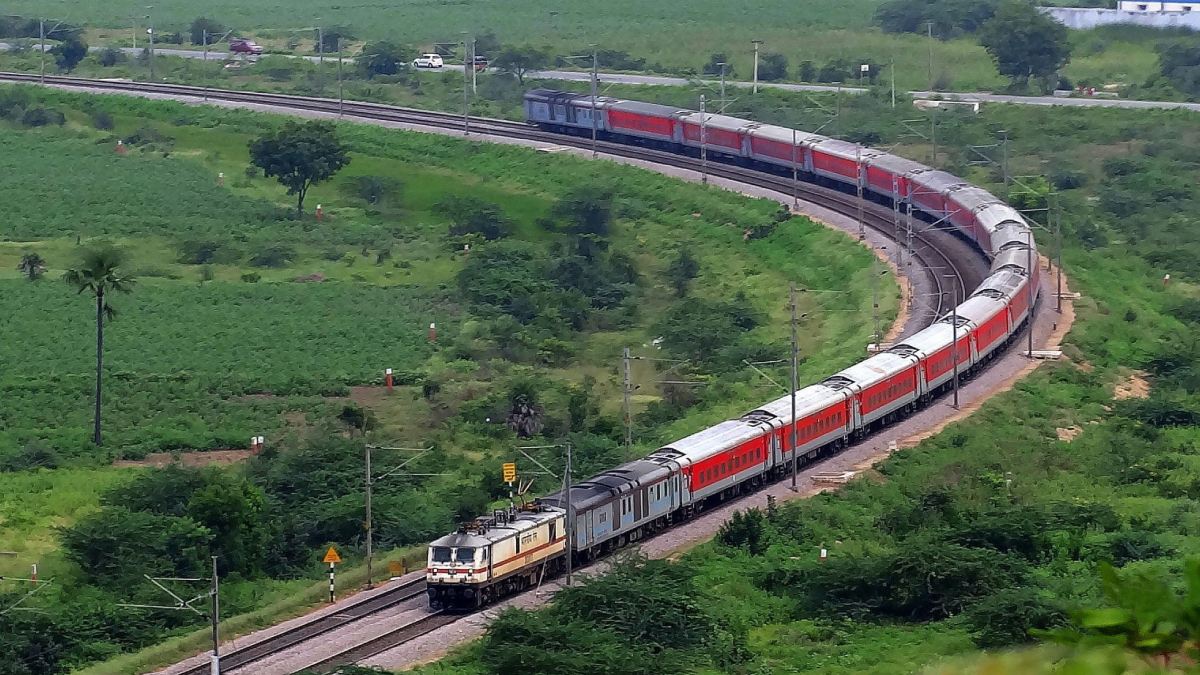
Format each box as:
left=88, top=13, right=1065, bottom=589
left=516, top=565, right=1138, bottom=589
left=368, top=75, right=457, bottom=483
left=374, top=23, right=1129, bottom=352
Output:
left=1043, top=2, right=1200, bottom=29
left=1117, top=1, right=1197, bottom=11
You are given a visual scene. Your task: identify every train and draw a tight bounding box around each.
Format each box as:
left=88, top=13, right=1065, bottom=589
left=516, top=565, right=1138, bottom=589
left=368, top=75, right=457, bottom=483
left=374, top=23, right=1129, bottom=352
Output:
left=425, top=89, right=1041, bottom=610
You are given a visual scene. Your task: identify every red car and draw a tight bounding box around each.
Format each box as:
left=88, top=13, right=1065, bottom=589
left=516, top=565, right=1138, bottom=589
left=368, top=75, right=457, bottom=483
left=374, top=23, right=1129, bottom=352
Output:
left=229, top=38, right=264, bottom=55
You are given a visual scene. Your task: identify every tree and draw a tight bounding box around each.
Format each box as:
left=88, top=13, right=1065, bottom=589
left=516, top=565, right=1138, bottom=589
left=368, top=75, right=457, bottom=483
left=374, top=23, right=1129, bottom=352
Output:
left=51, top=36, right=87, bottom=72
left=978, top=1, right=1071, bottom=89
left=702, top=52, right=732, bottom=76
left=357, top=40, right=408, bottom=79
left=493, top=45, right=549, bottom=85
left=63, top=245, right=135, bottom=446
left=189, top=17, right=226, bottom=45
left=1157, top=42, right=1200, bottom=98
left=17, top=252, right=46, bottom=281
left=506, top=378, right=545, bottom=438
left=248, top=121, right=350, bottom=216
left=665, top=248, right=699, bottom=297
left=758, top=53, right=789, bottom=81
left=439, top=196, right=512, bottom=240
left=316, top=26, right=355, bottom=53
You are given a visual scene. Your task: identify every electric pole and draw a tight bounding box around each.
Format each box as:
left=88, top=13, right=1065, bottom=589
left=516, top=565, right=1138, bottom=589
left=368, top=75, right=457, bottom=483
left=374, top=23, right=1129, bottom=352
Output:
left=364, top=442, right=374, bottom=588
left=927, top=21, right=934, bottom=91
left=147, top=7, right=155, bottom=81
left=623, top=347, right=633, bottom=448
left=209, top=557, right=220, bottom=675
left=699, top=94, right=708, bottom=184
left=1027, top=231, right=1035, bottom=358
left=948, top=278, right=959, bottom=409
left=461, top=34, right=471, bottom=136
left=565, top=443, right=573, bottom=587
left=789, top=283, right=799, bottom=491
left=752, top=39, right=762, bottom=93
left=590, top=44, right=598, bottom=158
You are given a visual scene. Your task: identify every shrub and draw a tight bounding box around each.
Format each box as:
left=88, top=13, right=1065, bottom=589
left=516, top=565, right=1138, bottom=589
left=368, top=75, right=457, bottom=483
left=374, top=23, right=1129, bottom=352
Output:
left=249, top=244, right=297, bottom=268
left=964, top=588, right=1066, bottom=647
left=97, top=47, right=126, bottom=67
left=90, top=109, right=114, bottom=130
left=240, top=272, right=261, bottom=283
left=20, top=106, right=65, bottom=127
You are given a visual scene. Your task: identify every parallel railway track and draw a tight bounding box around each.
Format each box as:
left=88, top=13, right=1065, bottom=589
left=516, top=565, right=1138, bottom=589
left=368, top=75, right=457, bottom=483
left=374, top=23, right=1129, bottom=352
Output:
left=177, top=578, right=426, bottom=675
left=0, top=72, right=988, bottom=672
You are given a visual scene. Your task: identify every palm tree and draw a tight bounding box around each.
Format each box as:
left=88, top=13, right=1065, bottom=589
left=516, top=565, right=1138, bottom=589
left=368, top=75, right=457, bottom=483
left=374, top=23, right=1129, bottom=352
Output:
left=17, top=252, right=46, bottom=281
left=63, top=246, right=135, bottom=446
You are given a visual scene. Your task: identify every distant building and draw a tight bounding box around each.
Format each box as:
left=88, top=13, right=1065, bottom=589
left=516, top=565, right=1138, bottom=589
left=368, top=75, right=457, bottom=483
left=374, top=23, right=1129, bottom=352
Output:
left=1043, top=2, right=1200, bottom=29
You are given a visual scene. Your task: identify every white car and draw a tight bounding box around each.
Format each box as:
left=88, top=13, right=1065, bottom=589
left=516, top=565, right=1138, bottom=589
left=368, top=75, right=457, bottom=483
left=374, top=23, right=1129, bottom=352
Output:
left=412, top=53, right=444, bottom=68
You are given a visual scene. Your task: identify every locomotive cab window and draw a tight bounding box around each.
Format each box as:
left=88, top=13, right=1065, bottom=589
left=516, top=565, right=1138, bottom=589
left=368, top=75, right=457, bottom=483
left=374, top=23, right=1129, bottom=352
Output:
left=455, top=547, right=475, bottom=563
left=431, top=546, right=452, bottom=563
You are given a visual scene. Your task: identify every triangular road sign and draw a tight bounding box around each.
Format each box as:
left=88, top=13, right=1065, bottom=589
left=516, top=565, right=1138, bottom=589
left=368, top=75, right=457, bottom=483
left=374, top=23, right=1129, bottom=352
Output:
left=323, top=546, right=342, bottom=564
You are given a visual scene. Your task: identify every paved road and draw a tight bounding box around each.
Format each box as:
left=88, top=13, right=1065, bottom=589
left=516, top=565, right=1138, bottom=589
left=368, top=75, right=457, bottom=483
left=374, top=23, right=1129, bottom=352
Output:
left=4, top=41, right=1198, bottom=112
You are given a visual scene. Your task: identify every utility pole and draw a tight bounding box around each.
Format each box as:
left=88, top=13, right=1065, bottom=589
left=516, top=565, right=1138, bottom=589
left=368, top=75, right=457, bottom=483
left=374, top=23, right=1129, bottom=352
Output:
left=699, top=94, right=708, bottom=185
left=856, top=144, right=865, bottom=240
left=209, top=557, right=220, bottom=675
left=39, top=18, right=45, bottom=84
left=872, top=248, right=883, bottom=348
left=622, top=347, right=633, bottom=448
left=337, top=38, right=344, bottom=117
left=590, top=44, right=598, bottom=158
left=564, top=443, right=574, bottom=587
left=1054, top=200, right=1063, bottom=314
left=930, top=108, right=938, bottom=167
left=147, top=6, right=155, bottom=81
left=791, top=127, right=799, bottom=210
left=1027, top=231, right=1035, bottom=358
left=948, top=277, right=960, bottom=409
left=789, top=283, right=799, bottom=491
left=751, top=40, right=762, bottom=93
left=119, top=565, right=219, bottom=675
left=316, top=23, right=324, bottom=93
left=890, top=58, right=896, bottom=108
left=718, top=62, right=727, bottom=113
left=461, top=35, right=470, bottom=136
left=927, top=21, right=934, bottom=91
left=1001, top=129, right=1010, bottom=187
left=364, top=442, right=374, bottom=588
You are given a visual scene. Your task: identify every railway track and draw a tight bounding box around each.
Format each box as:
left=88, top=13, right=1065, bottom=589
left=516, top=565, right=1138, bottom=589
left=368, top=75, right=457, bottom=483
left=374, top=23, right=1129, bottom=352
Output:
left=0, top=72, right=988, bottom=671
left=296, top=610, right=459, bottom=674
left=176, top=577, right=426, bottom=675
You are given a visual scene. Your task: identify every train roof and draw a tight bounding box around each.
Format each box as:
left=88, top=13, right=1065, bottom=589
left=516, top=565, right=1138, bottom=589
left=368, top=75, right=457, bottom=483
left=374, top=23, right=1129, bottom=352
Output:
left=974, top=269, right=1028, bottom=300
left=865, top=152, right=929, bottom=175
left=826, top=351, right=918, bottom=390
left=990, top=247, right=1034, bottom=275
left=747, top=123, right=828, bottom=145
left=951, top=294, right=1008, bottom=323
left=948, top=185, right=1003, bottom=212
left=430, top=507, right=561, bottom=547
left=676, top=111, right=759, bottom=132
left=608, top=99, right=688, bottom=118
left=742, top=384, right=850, bottom=424
left=891, top=322, right=957, bottom=356
left=974, top=203, right=1026, bottom=238
left=911, top=170, right=969, bottom=194
left=811, top=138, right=875, bottom=161
left=655, top=418, right=765, bottom=465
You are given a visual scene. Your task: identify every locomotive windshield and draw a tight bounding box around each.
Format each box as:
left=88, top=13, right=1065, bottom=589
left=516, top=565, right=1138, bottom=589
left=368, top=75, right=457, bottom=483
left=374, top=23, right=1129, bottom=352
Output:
left=430, top=546, right=452, bottom=562
left=454, top=547, right=476, bottom=563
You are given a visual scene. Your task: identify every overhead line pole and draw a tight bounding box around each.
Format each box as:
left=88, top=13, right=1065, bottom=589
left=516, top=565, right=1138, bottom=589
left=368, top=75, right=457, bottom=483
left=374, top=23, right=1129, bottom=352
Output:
left=751, top=39, right=762, bottom=93
left=623, top=347, right=633, bottom=448
left=364, top=441, right=373, bottom=588
left=789, top=283, right=800, bottom=491
left=699, top=94, right=708, bottom=184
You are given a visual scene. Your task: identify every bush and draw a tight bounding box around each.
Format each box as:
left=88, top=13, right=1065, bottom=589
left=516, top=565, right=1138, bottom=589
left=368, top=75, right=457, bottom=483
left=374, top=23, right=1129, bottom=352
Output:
left=717, top=508, right=769, bottom=555
left=249, top=244, right=298, bottom=268
left=240, top=272, right=261, bottom=283
left=97, top=47, right=126, bottom=67
left=964, top=588, right=1066, bottom=647
left=90, top=109, right=115, bottom=130
left=0, top=443, right=61, bottom=471
left=20, top=106, right=65, bottom=127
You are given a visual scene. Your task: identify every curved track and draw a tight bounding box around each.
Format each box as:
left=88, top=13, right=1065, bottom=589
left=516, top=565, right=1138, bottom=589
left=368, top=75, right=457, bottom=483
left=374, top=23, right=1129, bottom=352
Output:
left=0, top=73, right=991, bottom=673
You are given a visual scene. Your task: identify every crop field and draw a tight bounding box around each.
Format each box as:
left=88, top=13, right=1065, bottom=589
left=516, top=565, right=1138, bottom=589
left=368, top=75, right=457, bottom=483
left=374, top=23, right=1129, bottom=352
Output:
left=0, top=85, right=897, bottom=673
left=0, top=0, right=1174, bottom=93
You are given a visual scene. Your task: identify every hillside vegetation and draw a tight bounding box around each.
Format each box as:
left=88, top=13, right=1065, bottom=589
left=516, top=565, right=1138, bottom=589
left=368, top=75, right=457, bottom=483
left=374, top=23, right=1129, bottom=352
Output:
left=0, top=86, right=893, bottom=674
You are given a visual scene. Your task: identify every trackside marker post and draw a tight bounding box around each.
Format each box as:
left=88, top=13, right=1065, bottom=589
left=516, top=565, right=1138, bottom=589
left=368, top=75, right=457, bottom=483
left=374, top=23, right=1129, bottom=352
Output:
left=385, top=368, right=393, bottom=393
left=323, top=546, right=341, bottom=602
left=819, top=547, right=828, bottom=563
left=428, top=322, right=437, bottom=343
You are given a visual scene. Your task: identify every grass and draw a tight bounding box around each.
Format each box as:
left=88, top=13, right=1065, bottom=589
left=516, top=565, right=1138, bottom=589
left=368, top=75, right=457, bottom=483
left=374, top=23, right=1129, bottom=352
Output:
left=0, top=0, right=1184, bottom=95
left=0, top=467, right=129, bottom=578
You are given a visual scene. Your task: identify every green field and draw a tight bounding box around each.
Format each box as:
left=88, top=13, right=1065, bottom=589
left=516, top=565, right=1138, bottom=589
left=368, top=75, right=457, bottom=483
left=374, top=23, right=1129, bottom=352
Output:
left=0, top=0, right=1183, bottom=94
left=0, top=85, right=895, bottom=674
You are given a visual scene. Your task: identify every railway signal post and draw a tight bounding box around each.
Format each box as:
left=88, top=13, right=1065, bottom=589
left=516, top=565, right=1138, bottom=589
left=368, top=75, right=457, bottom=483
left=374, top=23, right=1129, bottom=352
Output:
left=324, top=546, right=341, bottom=602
